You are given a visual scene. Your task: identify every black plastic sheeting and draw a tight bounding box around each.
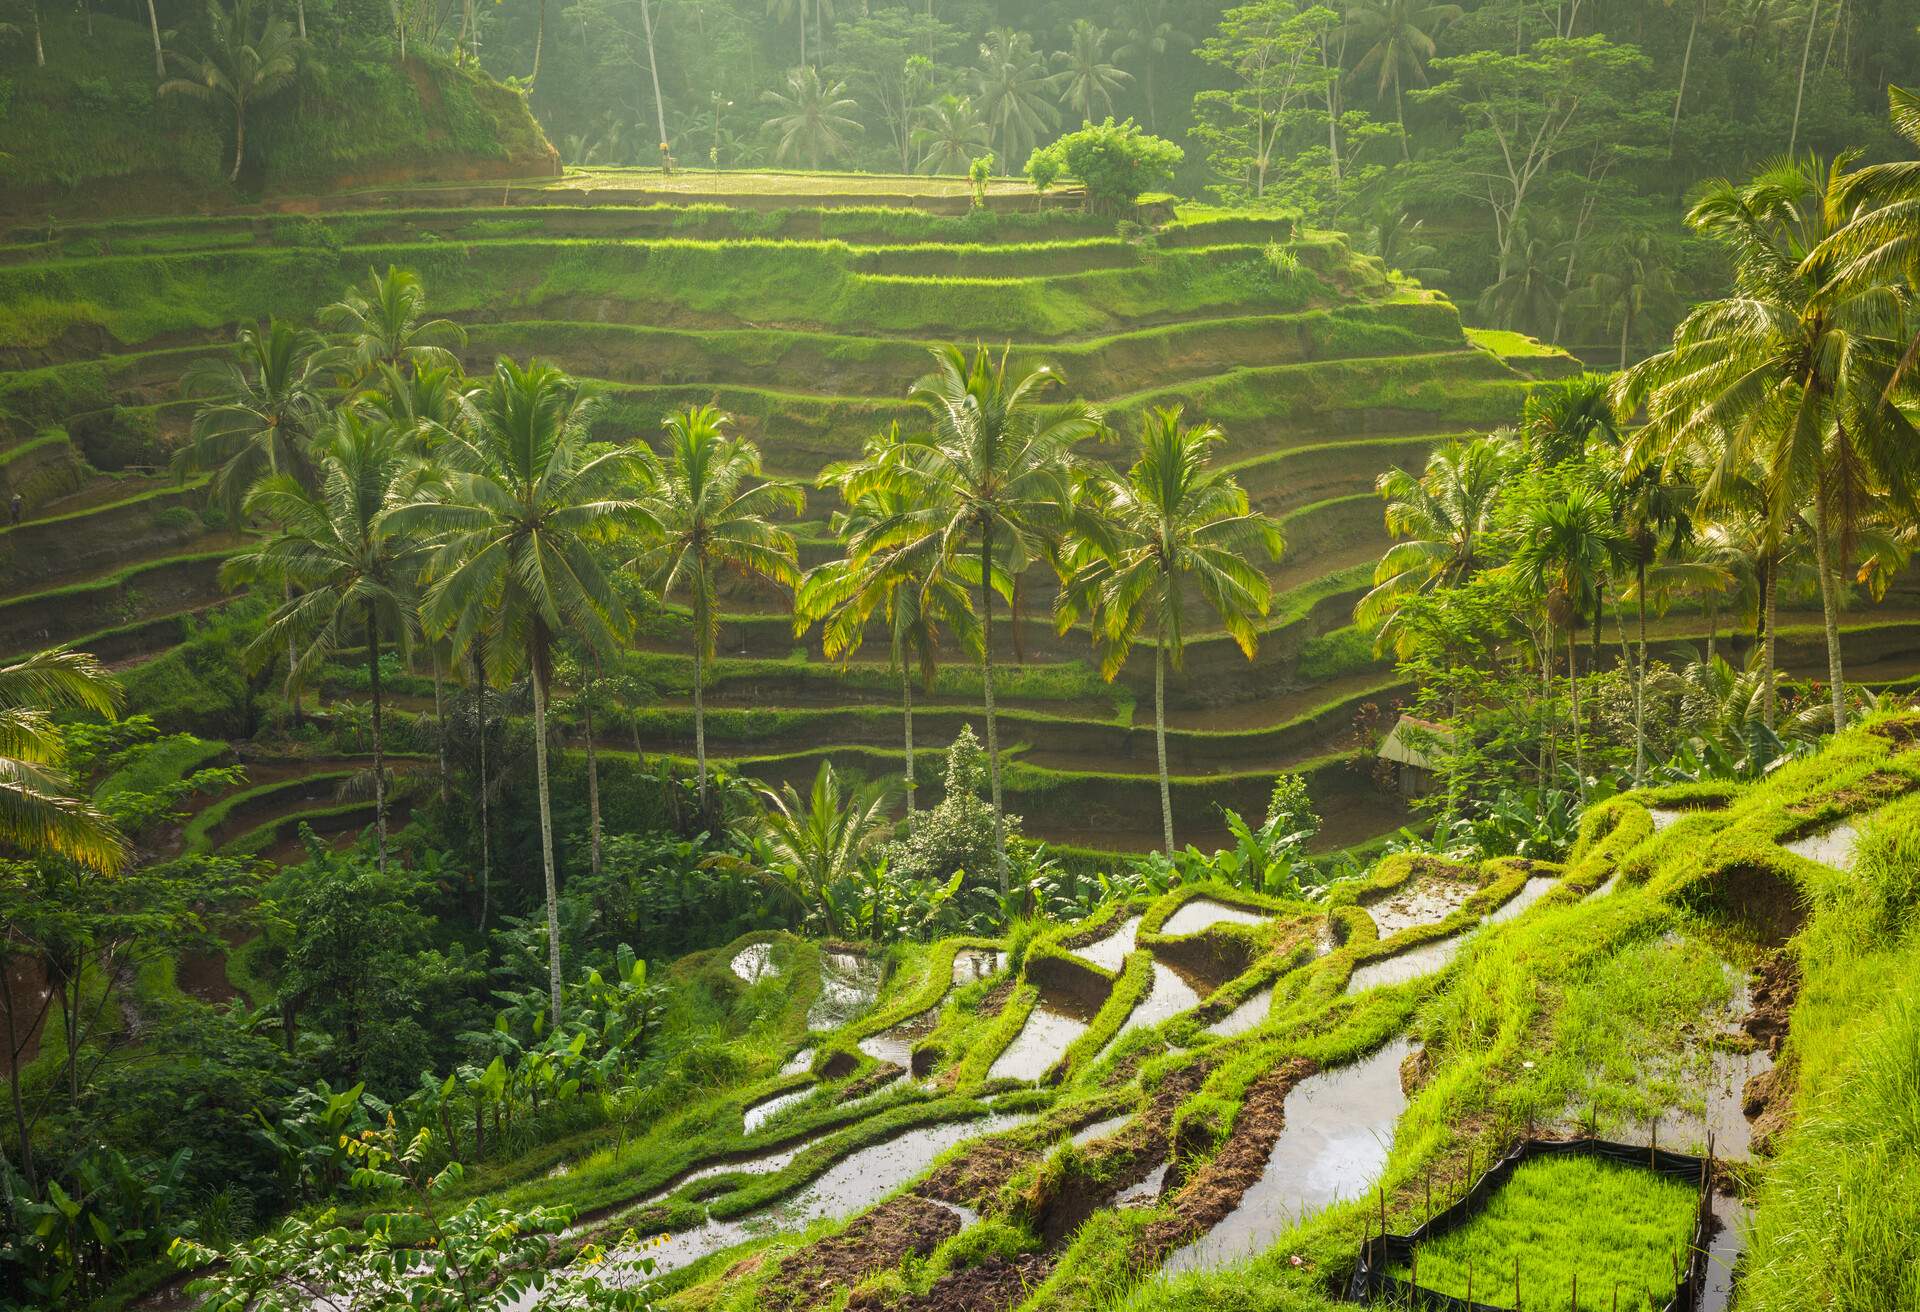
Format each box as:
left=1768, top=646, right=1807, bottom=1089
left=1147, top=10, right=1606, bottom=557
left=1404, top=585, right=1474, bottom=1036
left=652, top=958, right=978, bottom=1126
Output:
left=1346, top=1137, right=1715, bottom=1311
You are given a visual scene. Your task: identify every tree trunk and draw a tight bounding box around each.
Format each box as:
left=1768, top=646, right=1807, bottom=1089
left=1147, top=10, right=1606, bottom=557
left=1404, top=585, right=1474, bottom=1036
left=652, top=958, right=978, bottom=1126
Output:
left=1669, top=0, right=1698, bottom=152
left=473, top=646, right=492, bottom=929
left=144, top=0, right=164, bottom=79
left=1788, top=0, right=1820, bottom=155
left=640, top=0, right=668, bottom=159
left=901, top=665, right=916, bottom=815
left=1634, top=562, right=1648, bottom=785
left=979, top=524, right=1008, bottom=894
left=1811, top=484, right=1847, bottom=732
left=1567, top=629, right=1585, bottom=800
left=1619, top=309, right=1630, bottom=371
left=693, top=591, right=709, bottom=812
left=584, top=678, right=602, bottom=879
left=30, top=2, right=43, bottom=66
left=432, top=650, right=449, bottom=806
left=283, top=580, right=303, bottom=729
left=530, top=644, right=564, bottom=1028
left=230, top=100, right=246, bottom=183
left=366, top=607, right=388, bottom=871
left=1395, top=77, right=1410, bottom=162
left=1706, top=593, right=1717, bottom=666
left=1155, top=642, right=1174, bottom=855
left=1762, top=556, right=1778, bottom=730
left=4, top=990, right=36, bottom=1191
left=531, top=0, right=546, bottom=85
left=297, top=0, right=307, bottom=40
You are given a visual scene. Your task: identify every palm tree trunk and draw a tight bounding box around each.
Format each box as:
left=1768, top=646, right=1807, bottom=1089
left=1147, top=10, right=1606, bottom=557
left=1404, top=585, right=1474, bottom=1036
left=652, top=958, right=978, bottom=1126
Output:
left=297, top=0, right=307, bottom=40
left=431, top=649, right=449, bottom=807
left=1706, top=593, right=1717, bottom=666
left=366, top=606, right=388, bottom=871
left=980, top=524, right=1008, bottom=894
left=472, top=645, right=491, bottom=929
left=144, top=0, right=164, bottom=79
left=693, top=596, right=709, bottom=813
left=529, top=642, right=564, bottom=1027
left=1634, top=563, right=1648, bottom=785
left=1155, top=642, right=1173, bottom=855
left=902, top=665, right=917, bottom=815
left=4, top=988, right=37, bottom=1190
left=640, top=0, right=668, bottom=162
left=531, top=0, right=545, bottom=85
left=1811, top=485, right=1847, bottom=732
left=283, top=581, right=303, bottom=729
left=1567, top=629, right=1584, bottom=800
left=1788, top=0, right=1820, bottom=155
left=1762, top=555, right=1778, bottom=730
left=230, top=98, right=246, bottom=183
left=1394, top=78, right=1410, bottom=162
left=798, top=4, right=806, bottom=68
left=1669, top=0, right=1698, bottom=152
left=30, top=2, right=43, bottom=66
left=584, top=672, right=602, bottom=879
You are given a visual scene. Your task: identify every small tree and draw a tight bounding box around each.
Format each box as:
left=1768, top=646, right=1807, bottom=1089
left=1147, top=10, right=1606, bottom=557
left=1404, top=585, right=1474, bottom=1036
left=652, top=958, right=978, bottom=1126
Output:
left=968, top=152, right=995, bottom=206
left=1026, top=118, right=1182, bottom=216
left=160, top=0, right=302, bottom=184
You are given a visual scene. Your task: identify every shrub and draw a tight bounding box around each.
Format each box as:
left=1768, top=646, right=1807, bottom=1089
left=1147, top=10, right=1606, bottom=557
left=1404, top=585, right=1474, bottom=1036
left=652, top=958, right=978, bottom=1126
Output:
left=1027, top=119, right=1183, bottom=216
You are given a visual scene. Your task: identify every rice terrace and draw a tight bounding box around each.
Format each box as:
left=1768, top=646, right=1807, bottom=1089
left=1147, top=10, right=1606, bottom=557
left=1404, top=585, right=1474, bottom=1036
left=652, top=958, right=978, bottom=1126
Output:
left=0, top=2, right=1916, bottom=1310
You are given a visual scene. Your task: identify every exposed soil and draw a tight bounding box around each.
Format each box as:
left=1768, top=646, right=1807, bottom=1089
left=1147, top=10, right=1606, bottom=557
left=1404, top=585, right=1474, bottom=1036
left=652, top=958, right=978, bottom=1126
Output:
left=917, top=1135, right=1037, bottom=1209
left=1742, top=950, right=1800, bottom=1057
left=820, top=1050, right=860, bottom=1079
left=1865, top=716, right=1920, bottom=748
left=1154, top=924, right=1262, bottom=994
left=174, top=926, right=253, bottom=1006
left=848, top=1252, right=1050, bottom=1312
left=1138, top=1057, right=1317, bottom=1263
left=1785, top=769, right=1911, bottom=818
left=1026, top=952, right=1116, bottom=1021
left=1365, top=873, right=1481, bottom=938
left=758, top=1194, right=963, bottom=1311
left=1694, top=863, right=1808, bottom=948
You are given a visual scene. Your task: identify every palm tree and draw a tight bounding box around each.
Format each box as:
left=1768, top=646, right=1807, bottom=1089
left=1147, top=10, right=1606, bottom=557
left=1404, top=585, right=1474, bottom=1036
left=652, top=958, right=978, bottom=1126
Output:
left=1522, top=373, right=1619, bottom=467
left=801, top=427, right=981, bottom=815
left=1114, top=0, right=1192, bottom=130
left=402, top=359, right=638, bottom=1027
left=762, top=66, right=863, bottom=168
left=1355, top=435, right=1514, bottom=654
left=1820, top=87, right=1920, bottom=409
left=1050, top=20, right=1132, bottom=124
left=1618, top=153, right=1920, bottom=734
left=1478, top=228, right=1564, bottom=339
left=1587, top=234, right=1676, bottom=369
left=973, top=28, right=1058, bottom=169
left=0, top=648, right=126, bottom=872
left=1345, top=0, right=1461, bottom=160
left=176, top=318, right=328, bottom=720
left=627, top=405, right=802, bottom=812
left=756, top=761, right=894, bottom=935
left=767, top=0, right=807, bottom=69
left=913, top=94, right=993, bottom=174
left=159, top=0, right=301, bottom=182
left=1508, top=479, right=1618, bottom=798
left=1058, top=408, right=1284, bottom=854
left=226, top=412, right=429, bottom=869
left=320, top=266, right=466, bottom=387
left=842, top=345, right=1103, bottom=891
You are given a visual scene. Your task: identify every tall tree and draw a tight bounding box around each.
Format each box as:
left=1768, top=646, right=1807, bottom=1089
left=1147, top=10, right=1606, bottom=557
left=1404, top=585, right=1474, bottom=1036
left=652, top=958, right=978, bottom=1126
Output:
left=913, top=94, right=992, bottom=173
left=843, top=345, right=1102, bottom=892
left=627, top=405, right=802, bottom=812
left=973, top=27, right=1057, bottom=168
left=402, top=359, right=637, bottom=1027
left=0, top=648, right=125, bottom=872
left=227, top=413, right=429, bottom=870
left=1050, top=20, right=1133, bottom=124
left=1057, top=408, right=1285, bottom=854
left=320, top=266, right=466, bottom=387
left=762, top=65, right=864, bottom=167
left=159, top=0, right=302, bottom=183
left=1345, top=0, right=1461, bottom=159
left=1114, top=0, right=1192, bottom=130
left=1191, top=0, right=1337, bottom=201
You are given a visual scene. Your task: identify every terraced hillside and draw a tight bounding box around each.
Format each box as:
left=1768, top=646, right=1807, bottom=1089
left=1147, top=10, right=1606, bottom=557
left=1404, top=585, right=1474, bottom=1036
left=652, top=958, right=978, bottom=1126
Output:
left=186, top=711, right=1912, bottom=1312
left=5, top=171, right=1913, bottom=855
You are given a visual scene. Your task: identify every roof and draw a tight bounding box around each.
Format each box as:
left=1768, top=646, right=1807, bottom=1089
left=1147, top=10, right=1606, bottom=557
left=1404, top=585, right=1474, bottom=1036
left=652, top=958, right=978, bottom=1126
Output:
left=1378, top=713, right=1456, bottom=771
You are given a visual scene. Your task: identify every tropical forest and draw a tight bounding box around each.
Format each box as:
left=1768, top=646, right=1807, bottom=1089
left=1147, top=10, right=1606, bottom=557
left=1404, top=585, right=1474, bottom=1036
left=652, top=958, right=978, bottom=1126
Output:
left=0, top=0, right=1916, bottom=1307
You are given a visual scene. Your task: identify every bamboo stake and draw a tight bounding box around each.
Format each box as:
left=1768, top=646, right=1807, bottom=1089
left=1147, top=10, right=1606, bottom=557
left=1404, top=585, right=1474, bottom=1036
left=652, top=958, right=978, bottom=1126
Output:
left=1572, top=1272, right=1579, bottom=1310
left=1612, top=1282, right=1618, bottom=1312
left=1467, top=1260, right=1473, bottom=1307
left=1516, top=1255, right=1522, bottom=1310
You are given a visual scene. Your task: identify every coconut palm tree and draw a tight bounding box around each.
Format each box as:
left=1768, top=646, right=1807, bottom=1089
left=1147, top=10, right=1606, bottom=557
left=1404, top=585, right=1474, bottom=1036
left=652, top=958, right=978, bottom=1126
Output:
left=913, top=94, right=993, bottom=174
left=226, top=412, right=430, bottom=869
left=800, top=427, right=981, bottom=815
left=1587, top=233, right=1677, bottom=369
left=1113, top=0, right=1192, bottom=130
left=159, top=0, right=301, bottom=182
left=0, top=647, right=126, bottom=872
left=1345, top=0, right=1461, bottom=159
left=1058, top=408, right=1285, bottom=854
left=762, top=66, right=863, bottom=168
left=627, top=405, right=802, bottom=812
left=320, top=266, right=466, bottom=387
left=766, top=0, right=807, bottom=68
left=973, top=28, right=1057, bottom=168
left=1355, top=435, right=1514, bottom=654
left=1618, top=152, right=1920, bottom=734
left=842, top=345, right=1103, bottom=891
left=1820, top=87, right=1920, bottom=405
left=1050, top=20, right=1132, bottom=124
left=1507, top=478, right=1618, bottom=798
left=401, top=358, right=638, bottom=1027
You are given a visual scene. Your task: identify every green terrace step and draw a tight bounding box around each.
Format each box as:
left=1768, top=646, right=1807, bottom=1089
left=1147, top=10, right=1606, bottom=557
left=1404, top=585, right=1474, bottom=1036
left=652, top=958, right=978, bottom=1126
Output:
left=0, top=546, right=236, bottom=656
left=0, top=478, right=208, bottom=591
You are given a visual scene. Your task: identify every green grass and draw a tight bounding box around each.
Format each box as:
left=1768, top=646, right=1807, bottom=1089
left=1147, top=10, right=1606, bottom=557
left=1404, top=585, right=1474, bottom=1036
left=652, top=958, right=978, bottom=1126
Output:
left=1385, top=1154, right=1700, bottom=1311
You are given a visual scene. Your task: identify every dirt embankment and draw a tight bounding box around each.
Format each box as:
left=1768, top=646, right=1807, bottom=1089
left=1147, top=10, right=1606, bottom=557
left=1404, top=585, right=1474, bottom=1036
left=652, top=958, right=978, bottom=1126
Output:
left=1742, top=950, right=1801, bottom=1154
left=756, top=1195, right=964, bottom=1311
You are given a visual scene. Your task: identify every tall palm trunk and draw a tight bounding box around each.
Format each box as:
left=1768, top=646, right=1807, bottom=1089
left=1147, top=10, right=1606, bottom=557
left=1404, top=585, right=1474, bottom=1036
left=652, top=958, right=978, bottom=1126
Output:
left=1567, top=628, right=1585, bottom=800
left=1788, top=0, right=1820, bottom=155
left=1706, top=592, right=1718, bottom=666
left=29, top=2, right=42, bottom=65
left=4, top=989, right=37, bottom=1190
left=530, top=0, right=546, bottom=85
left=1154, top=641, right=1173, bottom=855
left=296, top=0, right=307, bottom=40
left=979, top=523, right=1008, bottom=893
left=901, top=661, right=917, bottom=815
left=472, top=645, right=492, bottom=929
left=431, top=649, right=449, bottom=806
left=1811, top=485, right=1847, bottom=732
left=144, top=0, right=164, bottom=79
left=640, top=0, right=668, bottom=160
left=692, top=583, right=710, bottom=812
left=229, top=97, right=247, bottom=183
left=584, top=665, right=602, bottom=879
left=529, top=633, right=564, bottom=1027
left=1761, top=555, right=1778, bottom=730
left=1394, top=78, right=1410, bottom=162
left=1669, top=0, right=1699, bottom=152
left=1634, top=562, right=1648, bottom=785
left=366, top=607, right=388, bottom=871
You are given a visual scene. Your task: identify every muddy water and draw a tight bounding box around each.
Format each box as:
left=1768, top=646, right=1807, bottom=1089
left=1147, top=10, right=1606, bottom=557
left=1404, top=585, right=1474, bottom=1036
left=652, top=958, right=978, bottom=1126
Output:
left=1116, top=1161, right=1170, bottom=1206
left=1109, top=962, right=1204, bottom=1048
left=952, top=948, right=1005, bottom=984
left=1071, top=1114, right=1132, bottom=1146
left=780, top=1047, right=814, bottom=1075
left=607, top=1111, right=1033, bottom=1280
left=858, top=1007, right=939, bottom=1069
left=1782, top=821, right=1858, bottom=869
left=1484, top=876, right=1559, bottom=925
left=1365, top=879, right=1478, bottom=938
left=809, top=952, right=883, bottom=1030
left=1207, top=987, right=1274, bottom=1038
left=732, top=943, right=778, bottom=982
left=1074, top=915, right=1143, bottom=972
left=1161, top=899, right=1269, bottom=938
left=1698, top=1194, right=1749, bottom=1312
left=1162, top=1037, right=1415, bottom=1274
left=744, top=1086, right=816, bottom=1135
left=1654, top=968, right=1775, bottom=1163
left=1648, top=808, right=1684, bottom=831
left=988, top=1004, right=1091, bottom=1082
left=1344, top=934, right=1463, bottom=994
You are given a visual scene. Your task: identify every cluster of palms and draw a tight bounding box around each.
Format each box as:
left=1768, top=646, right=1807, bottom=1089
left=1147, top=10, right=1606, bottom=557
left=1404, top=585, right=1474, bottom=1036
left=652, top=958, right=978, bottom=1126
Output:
left=179, top=272, right=1287, bottom=1022
left=742, top=20, right=1136, bottom=173
left=1360, top=95, right=1919, bottom=787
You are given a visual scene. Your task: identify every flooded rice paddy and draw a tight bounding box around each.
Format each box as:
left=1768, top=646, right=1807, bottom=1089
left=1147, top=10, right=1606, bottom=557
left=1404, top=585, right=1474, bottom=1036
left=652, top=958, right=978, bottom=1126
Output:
left=1160, top=898, right=1269, bottom=937
left=730, top=942, right=778, bottom=982
left=1365, top=878, right=1479, bottom=937
left=809, top=951, right=883, bottom=1030
left=857, top=1007, right=938, bottom=1069
left=952, top=948, right=1004, bottom=984
left=1161, top=1036, right=1414, bottom=1273
left=1073, top=915, right=1143, bottom=972
left=1781, top=821, right=1858, bottom=869
left=1207, top=987, right=1274, bottom=1038
left=988, top=1003, right=1091, bottom=1082
left=1344, top=934, right=1464, bottom=994
left=744, top=1086, right=815, bottom=1135
left=1485, top=875, right=1559, bottom=924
